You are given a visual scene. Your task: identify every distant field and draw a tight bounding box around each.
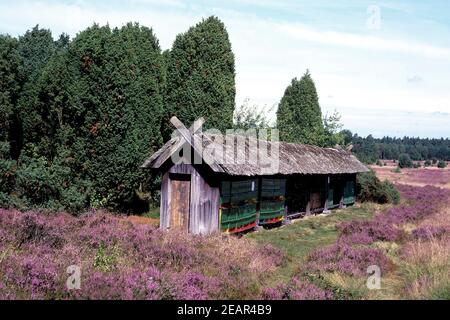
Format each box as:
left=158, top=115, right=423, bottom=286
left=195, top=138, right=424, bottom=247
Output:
left=370, top=163, right=450, bottom=189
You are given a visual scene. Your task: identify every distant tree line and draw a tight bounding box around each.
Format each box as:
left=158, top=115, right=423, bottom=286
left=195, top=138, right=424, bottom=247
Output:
left=342, top=132, right=450, bottom=164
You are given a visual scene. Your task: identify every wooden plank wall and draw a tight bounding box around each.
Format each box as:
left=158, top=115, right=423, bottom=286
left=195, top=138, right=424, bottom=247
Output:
left=160, top=171, right=170, bottom=230
left=160, top=163, right=220, bottom=235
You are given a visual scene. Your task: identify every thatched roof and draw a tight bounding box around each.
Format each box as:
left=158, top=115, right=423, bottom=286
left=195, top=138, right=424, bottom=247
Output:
left=142, top=132, right=369, bottom=176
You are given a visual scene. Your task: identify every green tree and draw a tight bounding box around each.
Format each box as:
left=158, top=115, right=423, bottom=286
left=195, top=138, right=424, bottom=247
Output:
left=276, top=70, right=325, bottom=145
left=164, top=16, right=235, bottom=137
left=17, top=25, right=55, bottom=78
left=323, top=110, right=344, bottom=147
left=0, top=35, right=21, bottom=148
left=398, top=153, right=413, bottom=168
left=340, top=129, right=353, bottom=146
left=233, top=98, right=274, bottom=130
left=11, top=23, right=165, bottom=212
left=15, top=25, right=56, bottom=158
left=437, top=160, right=447, bottom=168
left=0, top=35, right=21, bottom=206
left=65, top=23, right=165, bottom=210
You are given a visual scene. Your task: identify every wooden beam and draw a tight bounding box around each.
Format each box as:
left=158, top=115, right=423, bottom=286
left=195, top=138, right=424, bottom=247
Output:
left=190, top=117, right=205, bottom=134
left=170, top=116, right=205, bottom=144
left=169, top=116, right=224, bottom=172
left=170, top=116, right=192, bottom=144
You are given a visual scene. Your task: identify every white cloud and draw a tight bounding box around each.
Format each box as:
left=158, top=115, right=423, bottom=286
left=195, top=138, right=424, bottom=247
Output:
left=278, top=22, right=450, bottom=60
left=407, top=75, right=423, bottom=83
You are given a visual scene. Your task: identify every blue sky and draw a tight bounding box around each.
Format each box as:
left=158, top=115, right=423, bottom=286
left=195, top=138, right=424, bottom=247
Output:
left=1, top=0, right=450, bottom=138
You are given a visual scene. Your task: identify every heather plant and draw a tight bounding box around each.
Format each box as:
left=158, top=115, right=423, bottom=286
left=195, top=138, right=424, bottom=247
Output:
left=1, top=183, right=448, bottom=300
left=261, top=277, right=333, bottom=300
left=412, top=226, right=450, bottom=241
left=337, top=219, right=403, bottom=245
left=258, top=183, right=449, bottom=299
left=304, top=244, right=392, bottom=277
left=380, top=184, right=450, bottom=225
left=0, top=209, right=285, bottom=300
left=404, top=169, right=450, bottom=185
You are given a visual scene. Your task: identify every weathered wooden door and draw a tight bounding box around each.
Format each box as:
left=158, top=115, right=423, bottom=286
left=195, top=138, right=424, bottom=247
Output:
left=170, top=175, right=191, bottom=231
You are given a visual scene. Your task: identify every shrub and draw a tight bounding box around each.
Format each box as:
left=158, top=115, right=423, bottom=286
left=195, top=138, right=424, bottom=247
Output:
left=424, top=160, right=432, bottom=167
left=398, top=153, right=413, bottom=168
left=381, top=180, right=401, bottom=204
left=357, top=170, right=400, bottom=204
left=14, top=156, right=59, bottom=207
left=437, top=160, right=447, bottom=169
left=375, top=159, right=382, bottom=166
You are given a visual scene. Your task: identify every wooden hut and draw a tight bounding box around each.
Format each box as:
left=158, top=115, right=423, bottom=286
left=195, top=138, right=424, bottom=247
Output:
left=142, top=117, right=369, bottom=235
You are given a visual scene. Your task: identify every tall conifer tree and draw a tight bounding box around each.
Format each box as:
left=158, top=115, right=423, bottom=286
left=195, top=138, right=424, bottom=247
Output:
left=164, top=16, right=235, bottom=137
left=277, top=70, right=325, bottom=145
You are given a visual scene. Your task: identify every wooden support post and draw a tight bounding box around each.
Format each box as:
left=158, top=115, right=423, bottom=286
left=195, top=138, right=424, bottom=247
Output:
left=254, top=177, right=263, bottom=230
left=339, top=175, right=346, bottom=209
left=323, top=175, right=331, bottom=213
left=282, top=205, right=291, bottom=225
left=339, top=192, right=345, bottom=209
left=305, top=176, right=311, bottom=216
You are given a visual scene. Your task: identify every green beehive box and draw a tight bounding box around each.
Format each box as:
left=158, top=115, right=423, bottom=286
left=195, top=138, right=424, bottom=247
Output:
left=220, top=203, right=257, bottom=231
left=327, top=189, right=339, bottom=209
left=261, top=178, right=286, bottom=197
left=221, top=181, right=232, bottom=204
left=343, top=181, right=355, bottom=205
left=230, top=179, right=258, bottom=202
left=259, top=200, right=285, bottom=221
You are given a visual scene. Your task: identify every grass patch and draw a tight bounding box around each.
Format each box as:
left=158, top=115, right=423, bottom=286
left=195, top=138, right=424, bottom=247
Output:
left=246, top=203, right=381, bottom=286
left=143, top=206, right=160, bottom=219
left=397, top=237, right=450, bottom=299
